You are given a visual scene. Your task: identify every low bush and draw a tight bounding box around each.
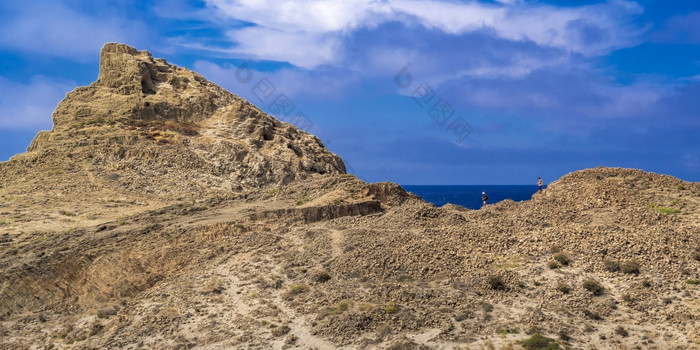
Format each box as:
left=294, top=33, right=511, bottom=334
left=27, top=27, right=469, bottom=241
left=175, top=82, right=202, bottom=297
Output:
left=487, top=276, right=506, bottom=290
left=620, top=260, right=640, bottom=274
left=313, top=272, right=331, bottom=283
left=653, top=205, right=680, bottom=215
left=272, top=325, right=291, bottom=336
left=583, top=309, right=602, bottom=320
left=548, top=261, right=560, bottom=269
left=384, top=301, right=398, bottom=314
left=521, top=333, right=559, bottom=350
left=289, top=284, right=309, bottom=295
left=557, top=283, right=571, bottom=294
left=615, top=326, right=628, bottom=337
left=553, top=253, right=570, bottom=266
left=327, top=301, right=351, bottom=315
left=603, top=258, right=620, bottom=272
left=286, top=334, right=298, bottom=344
left=583, top=279, right=604, bottom=296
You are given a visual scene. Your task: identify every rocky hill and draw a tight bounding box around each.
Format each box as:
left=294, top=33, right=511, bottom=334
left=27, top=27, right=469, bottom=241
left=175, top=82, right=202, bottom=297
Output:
left=0, top=44, right=698, bottom=350
left=0, top=43, right=345, bottom=233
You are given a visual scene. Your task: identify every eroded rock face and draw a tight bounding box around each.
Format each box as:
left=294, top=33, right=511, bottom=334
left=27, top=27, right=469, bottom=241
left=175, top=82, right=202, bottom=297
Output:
left=50, top=43, right=235, bottom=131
left=20, top=43, right=345, bottom=195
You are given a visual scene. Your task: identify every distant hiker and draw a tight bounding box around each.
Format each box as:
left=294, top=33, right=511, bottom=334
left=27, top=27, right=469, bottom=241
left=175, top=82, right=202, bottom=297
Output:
left=482, top=192, right=488, bottom=206
left=538, top=177, right=543, bottom=192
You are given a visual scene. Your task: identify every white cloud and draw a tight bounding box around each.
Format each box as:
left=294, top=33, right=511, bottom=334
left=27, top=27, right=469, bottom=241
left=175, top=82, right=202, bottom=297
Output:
left=205, top=0, right=384, bottom=33
left=0, top=76, right=74, bottom=130
left=201, top=0, right=646, bottom=68
left=226, top=27, right=341, bottom=69
left=0, top=1, right=149, bottom=60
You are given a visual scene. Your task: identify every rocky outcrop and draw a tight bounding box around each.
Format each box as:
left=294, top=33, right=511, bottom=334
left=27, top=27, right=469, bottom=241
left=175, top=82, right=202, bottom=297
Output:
left=19, top=43, right=346, bottom=195
left=50, top=43, right=237, bottom=131
left=249, top=200, right=383, bottom=223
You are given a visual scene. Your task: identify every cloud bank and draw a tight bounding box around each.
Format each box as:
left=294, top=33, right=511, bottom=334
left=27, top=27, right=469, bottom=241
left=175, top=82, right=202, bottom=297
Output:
left=202, top=0, right=646, bottom=68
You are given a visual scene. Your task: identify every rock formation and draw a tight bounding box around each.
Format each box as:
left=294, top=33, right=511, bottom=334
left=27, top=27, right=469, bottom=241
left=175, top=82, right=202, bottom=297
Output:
left=0, top=44, right=698, bottom=349
left=22, top=43, right=345, bottom=195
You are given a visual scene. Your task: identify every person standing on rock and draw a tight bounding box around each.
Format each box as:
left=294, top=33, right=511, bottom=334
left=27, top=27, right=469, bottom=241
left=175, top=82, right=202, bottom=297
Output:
left=538, top=177, right=543, bottom=192
left=482, top=192, right=488, bottom=206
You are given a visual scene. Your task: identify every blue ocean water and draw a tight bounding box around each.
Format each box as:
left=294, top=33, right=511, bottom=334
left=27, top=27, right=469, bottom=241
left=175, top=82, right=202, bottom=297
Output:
left=402, top=185, right=542, bottom=210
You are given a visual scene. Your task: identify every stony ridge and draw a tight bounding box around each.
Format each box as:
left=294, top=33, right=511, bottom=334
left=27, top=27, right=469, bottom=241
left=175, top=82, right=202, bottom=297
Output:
left=9, top=43, right=345, bottom=199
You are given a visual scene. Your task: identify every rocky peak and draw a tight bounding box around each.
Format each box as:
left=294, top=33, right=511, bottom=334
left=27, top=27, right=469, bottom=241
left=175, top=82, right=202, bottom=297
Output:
left=51, top=43, right=240, bottom=131
left=14, top=43, right=346, bottom=196
left=95, top=43, right=156, bottom=94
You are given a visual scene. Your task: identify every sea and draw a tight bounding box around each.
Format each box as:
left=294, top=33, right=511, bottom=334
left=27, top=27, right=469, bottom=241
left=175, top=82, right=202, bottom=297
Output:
left=402, top=185, right=542, bottom=210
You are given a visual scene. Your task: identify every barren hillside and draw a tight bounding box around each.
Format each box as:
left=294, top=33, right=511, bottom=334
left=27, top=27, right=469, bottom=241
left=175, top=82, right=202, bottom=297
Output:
left=0, top=44, right=698, bottom=350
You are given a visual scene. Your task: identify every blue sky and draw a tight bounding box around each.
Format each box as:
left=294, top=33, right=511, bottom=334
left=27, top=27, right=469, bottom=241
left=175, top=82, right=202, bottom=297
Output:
left=0, top=0, right=698, bottom=184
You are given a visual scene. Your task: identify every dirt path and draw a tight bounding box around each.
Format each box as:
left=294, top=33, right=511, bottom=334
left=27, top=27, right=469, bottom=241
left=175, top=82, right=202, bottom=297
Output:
left=329, top=228, right=345, bottom=258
